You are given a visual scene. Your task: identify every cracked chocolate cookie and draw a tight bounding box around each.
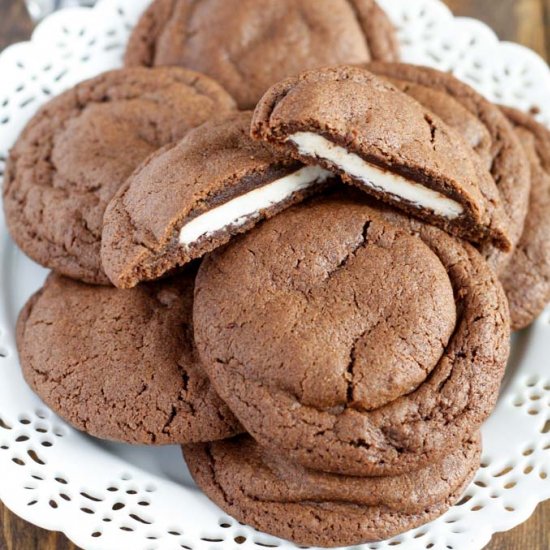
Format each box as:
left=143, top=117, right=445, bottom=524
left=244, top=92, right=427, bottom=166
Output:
left=17, top=271, right=241, bottom=444
left=102, top=111, right=331, bottom=289
left=366, top=62, right=531, bottom=273
left=183, top=434, right=480, bottom=547
left=3, top=67, right=236, bottom=285
left=251, top=66, right=512, bottom=251
left=499, top=107, right=550, bottom=330
left=124, top=0, right=399, bottom=110
left=194, top=195, right=509, bottom=476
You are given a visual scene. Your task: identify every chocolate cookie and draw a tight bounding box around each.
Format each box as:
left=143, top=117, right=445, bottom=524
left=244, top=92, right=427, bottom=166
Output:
left=4, top=67, right=236, bottom=285
left=499, top=107, right=550, bottom=330
left=102, top=111, right=331, bottom=289
left=124, top=0, right=399, bottom=109
left=366, top=62, right=531, bottom=272
left=183, top=434, right=481, bottom=547
left=17, top=271, right=241, bottom=444
left=251, top=66, right=512, bottom=251
left=194, top=195, right=509, bottom=476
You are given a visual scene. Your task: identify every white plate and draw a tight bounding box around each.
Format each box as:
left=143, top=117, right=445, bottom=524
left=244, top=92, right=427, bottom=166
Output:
left=0, top=1, right=549, bottom=549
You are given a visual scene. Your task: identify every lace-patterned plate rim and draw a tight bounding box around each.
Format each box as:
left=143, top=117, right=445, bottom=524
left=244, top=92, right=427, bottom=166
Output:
left=0, top=0, right=549, bottom=549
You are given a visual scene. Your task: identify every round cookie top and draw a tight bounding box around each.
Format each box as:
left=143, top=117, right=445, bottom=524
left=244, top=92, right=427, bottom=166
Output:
left=194, top=195, right=510, bottom=476
left=183, top=434, right=481, bottom=547
left=17, top=271, right=241, bottom=444
left=3, top=67, right=236, bottom=285
left=366, top=62, right=531, bottom=273
left=124, top=0, right=399, bottom=109
left=102, top=111, right=330, bottom=289
left=499, top=107, right=550, bottom=330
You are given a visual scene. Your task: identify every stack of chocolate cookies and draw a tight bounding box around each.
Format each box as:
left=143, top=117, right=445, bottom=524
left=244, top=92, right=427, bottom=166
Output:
left=5, top=0, right=550, bottom=546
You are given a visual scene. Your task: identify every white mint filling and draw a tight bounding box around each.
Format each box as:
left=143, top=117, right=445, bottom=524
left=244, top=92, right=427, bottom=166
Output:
left=178, top=165, right=331, bottom=246
left=289, top=132, right=464, bottom=219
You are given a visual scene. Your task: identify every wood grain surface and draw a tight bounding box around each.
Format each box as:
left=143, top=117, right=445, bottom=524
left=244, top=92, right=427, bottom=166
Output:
left=0, top=0, right=549, bottom=549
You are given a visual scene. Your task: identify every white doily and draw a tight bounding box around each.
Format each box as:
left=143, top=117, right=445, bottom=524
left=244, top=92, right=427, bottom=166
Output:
left=0, top=1, right=549, bottom=549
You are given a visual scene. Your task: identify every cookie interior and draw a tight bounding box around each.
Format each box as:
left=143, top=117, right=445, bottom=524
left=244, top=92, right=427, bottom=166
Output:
left=3, top=66, right=236, bottom=285
left=289, top=131, right=464, bottom=218
left=178, top=164, right=332, bottom=246
left=101, top=112, right=333, bottom=289
left=252, top=66, right=512, bottom=252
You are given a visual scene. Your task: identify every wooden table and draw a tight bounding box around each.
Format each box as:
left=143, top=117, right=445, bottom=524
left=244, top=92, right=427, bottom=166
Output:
left=0, top=0, right=549, bottom=548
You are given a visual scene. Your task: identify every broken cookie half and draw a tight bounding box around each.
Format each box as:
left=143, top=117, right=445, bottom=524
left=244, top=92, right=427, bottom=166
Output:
left=101, top=111, right=332, bottom=289
left=251, top=65, right=512, bottom=250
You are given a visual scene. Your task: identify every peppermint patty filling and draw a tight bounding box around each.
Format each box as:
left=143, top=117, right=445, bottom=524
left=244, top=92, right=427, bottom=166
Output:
left=179, top=165, right=332, bottom=245
left=289, top=132, right=464, bottom=219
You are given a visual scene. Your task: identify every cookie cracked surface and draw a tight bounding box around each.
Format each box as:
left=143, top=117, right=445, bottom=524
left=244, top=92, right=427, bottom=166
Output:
left=366, top=62, right=531, bottom=273
left=183, top=434, right=481, bottom=547
left=251, top=65, right=512, bottom=251
left=17, top=271, right=241, bottom=444
left=194, top=195, right=510, bottom=476
left=102, top=111, right=331, bottom=289
left=3, top=67, right=236, bottom=284
left=499, top=107, right=550, bottom=330
left=124, top=0, right=399, bottom=109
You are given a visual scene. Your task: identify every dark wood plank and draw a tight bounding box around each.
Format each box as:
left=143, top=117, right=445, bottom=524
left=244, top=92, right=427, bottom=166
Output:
left=1, top=504, right=80, bottom=550
left=544, top=0, right=550, bottom=59
left=445, top=0, right=547, bottom=57
left=485, top=499, right=550, bottom=550
left=0, top=1, right=549, bottom=549
left=0, top=0, right=33, bottom=51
